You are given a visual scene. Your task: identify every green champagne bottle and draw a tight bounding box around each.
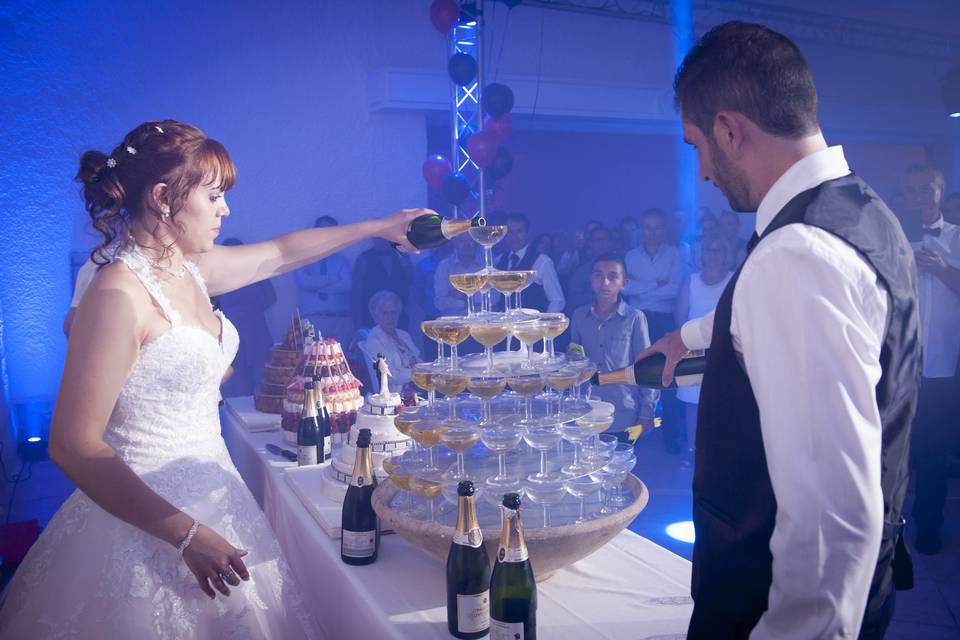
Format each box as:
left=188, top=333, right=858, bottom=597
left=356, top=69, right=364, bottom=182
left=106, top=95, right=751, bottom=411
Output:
left=591, top=350, right=707, bottom=389
left=447, top=481, right=491, bottom=639
left=340, top=428, right=379, bottom=565
left=394, top=214, right=484, bottom=251
left=489, top=492, right=537, bottom=640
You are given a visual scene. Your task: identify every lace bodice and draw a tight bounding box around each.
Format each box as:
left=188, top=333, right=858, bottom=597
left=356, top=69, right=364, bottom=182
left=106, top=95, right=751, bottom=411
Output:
left=108, top=246, right=240, bottom=471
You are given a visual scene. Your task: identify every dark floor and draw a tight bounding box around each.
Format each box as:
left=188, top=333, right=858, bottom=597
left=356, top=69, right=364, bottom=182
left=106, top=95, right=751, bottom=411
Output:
left=5, top=429, right=960, bottom=638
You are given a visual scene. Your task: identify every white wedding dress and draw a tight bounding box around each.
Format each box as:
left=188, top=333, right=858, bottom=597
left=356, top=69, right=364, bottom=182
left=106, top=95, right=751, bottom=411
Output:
left=0, top=247, right=321, bottom=639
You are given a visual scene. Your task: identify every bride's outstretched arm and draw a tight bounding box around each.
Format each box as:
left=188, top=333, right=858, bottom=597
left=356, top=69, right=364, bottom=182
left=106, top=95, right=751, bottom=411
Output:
left=192, top=207, right=434, bottom=296
left=50, top=268, right=247, bottom=599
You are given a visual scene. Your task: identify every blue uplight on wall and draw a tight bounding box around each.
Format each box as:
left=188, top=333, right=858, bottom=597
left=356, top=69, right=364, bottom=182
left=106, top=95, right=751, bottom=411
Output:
left=672, top=0, right=698, bottom=236
left=666, top=520, right=696, bottom=544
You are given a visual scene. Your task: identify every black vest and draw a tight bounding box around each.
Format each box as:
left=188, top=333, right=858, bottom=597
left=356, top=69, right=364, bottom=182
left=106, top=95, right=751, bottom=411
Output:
left=496, top=246, right=549, bottom=312
left=689, top=174, right=921, bottom=639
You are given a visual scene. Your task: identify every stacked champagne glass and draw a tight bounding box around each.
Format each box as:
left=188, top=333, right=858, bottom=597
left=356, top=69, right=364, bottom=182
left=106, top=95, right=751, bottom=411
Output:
left=382, top=224, right=636, bottom=529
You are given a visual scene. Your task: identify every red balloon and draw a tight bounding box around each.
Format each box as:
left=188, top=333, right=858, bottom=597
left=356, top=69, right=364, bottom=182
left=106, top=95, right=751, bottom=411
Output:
left=466, top=131, right=498, bottom=168
left=422, top=154, right=452, bottom=190
left=429, top=0, right=459, bottom=33
left=484, top=114, right=513, bottom=143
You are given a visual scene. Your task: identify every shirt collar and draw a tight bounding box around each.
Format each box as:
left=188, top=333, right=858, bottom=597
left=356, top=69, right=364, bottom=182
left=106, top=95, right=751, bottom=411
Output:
left=511, top=245, right=528, bottom=260
left=591, top=299, right=629, bottom=320
left=755, top=145, right=851, bottom=235
left=923, top=215, right=945, bottom=230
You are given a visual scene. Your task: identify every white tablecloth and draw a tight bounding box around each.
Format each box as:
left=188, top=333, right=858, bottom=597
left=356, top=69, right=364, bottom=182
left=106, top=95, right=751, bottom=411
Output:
left=221, top=397, right=693, bottom=639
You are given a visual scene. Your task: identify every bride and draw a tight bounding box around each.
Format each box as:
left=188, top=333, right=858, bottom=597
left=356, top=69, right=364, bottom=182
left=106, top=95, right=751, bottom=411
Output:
left=0, top=120, right=427, bottom=638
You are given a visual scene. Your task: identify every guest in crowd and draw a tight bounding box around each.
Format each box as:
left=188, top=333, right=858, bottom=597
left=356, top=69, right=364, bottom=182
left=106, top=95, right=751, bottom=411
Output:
left=217, top=238, right=277, bottom=398
left=667, top=210, right=693, bottom=270
left=642, top=23, right=920, bottom=637
left=719, top=209, right=748, bottom=268
left=688, top=209, right=719, bottom=271
left=496, top=212, right=565, bottom=312
left=570, top=252, right=657, bottom=435
left=615, top=215, right=640, bottom=255
left=361, top=290, right=420, bottom=394
left=623, top=208, right=685, bottom=453
left=672, top=234, right=732, bottom=466
left=905, top=163, right=960, bottom=555
left=294, top=215, right=353, bottom=345
left=349, top=238, right=411, bottom=330
left=556, top=219, right=602, bottom=278
left=435, top=233, right=484, bottom=316
left=565, top=225, right=611, bottom=313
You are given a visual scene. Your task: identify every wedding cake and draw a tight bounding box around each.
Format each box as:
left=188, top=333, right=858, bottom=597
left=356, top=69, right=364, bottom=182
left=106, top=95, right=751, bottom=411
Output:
left=254, top=316, right=313, bottom=414
left=321, top=355, right=412, bottom=502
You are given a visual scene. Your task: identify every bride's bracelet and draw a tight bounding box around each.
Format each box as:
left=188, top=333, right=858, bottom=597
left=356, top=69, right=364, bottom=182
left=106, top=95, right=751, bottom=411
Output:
left=177, top=519, right=201, bottom=559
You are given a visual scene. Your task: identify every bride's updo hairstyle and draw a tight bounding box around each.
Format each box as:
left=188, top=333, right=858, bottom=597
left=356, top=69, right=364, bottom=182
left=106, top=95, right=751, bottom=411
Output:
left=76, top=120, right=237, bottom=264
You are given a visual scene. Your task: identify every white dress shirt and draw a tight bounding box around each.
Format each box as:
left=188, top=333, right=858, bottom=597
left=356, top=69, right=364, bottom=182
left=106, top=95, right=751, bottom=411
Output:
left=683, top=146, right=891, bottom=639
left=912, top=216, right=960, bottom=378
left=622, top=243, right=685, bottom=313
left=504, top=245, right=566, bottom=312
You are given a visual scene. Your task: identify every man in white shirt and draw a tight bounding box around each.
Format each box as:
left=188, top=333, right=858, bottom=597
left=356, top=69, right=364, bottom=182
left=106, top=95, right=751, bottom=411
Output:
left=623, top=208, right=685, bottom=341
left=904, top=163, right=960, bottom=555
left=641, top=21, right=920, bottom=639
left=495, top=212, right=565, bottom=312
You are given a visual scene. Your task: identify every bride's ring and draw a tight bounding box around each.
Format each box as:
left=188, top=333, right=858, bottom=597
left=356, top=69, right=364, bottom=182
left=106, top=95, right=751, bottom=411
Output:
left=218, top=571, right=234, bottom=582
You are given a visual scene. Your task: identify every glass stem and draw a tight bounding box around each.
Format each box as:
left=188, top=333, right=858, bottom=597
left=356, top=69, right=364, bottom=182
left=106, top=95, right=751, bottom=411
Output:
left=466, top=294, right=474, bottom=317
left=428, top=389, right=436, bottom=411
left=486, top=346, right=494, bottom=371
left=451, top=344, right=459, bottom=370
left=458, top=453, right=465, bottom=477
left=540, top=450, right=547, bottom=476
left=524, top=397, right=532, bottom=421
left=579, top=498, right=585, bottom=522
left=543, top=505, right=549, bottom=528
left=548, top=337, right=556, bottom=359
left=498, top=452, right=506, bottom=478
left=449, top=396, right=457, bottom=421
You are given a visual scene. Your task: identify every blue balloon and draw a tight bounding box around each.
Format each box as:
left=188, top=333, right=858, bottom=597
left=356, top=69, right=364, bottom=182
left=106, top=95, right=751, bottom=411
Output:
left=442, top=172, right=471, bottom=205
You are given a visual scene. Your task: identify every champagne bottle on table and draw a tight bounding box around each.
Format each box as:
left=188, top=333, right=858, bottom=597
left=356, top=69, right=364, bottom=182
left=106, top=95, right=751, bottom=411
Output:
left=312, top=373, right=332, bottom=461
left=392, top=213, right=485, bottom=251
left=446, top=480, right=491, bottom=639
left=297, top=382, right=321, bottom=467
left=590, top=350, right=708, bottom=389
left=341, top=428, right=379, bottom=565
left=489, top=492, right=537, bottom=640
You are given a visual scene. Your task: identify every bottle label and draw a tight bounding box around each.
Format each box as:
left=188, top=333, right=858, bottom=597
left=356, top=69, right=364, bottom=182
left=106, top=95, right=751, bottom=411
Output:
left=453, top=527, right=484, bottom=548
left=497, top=544, right=529, bottom=563
left=297, top=446, right=318, bottom=466
left=456, top=591, right=490, bottom=634
left=490, top=619, right=525, bottom=639
left=341, top=529, right=376, bottom=558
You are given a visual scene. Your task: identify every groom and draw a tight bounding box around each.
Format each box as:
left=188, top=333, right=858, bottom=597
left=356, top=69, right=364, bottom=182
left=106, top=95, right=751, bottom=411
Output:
left=639, top=22, right=921, bottom=639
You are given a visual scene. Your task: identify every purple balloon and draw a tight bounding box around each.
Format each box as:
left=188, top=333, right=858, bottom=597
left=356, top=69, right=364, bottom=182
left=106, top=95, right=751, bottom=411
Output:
left=429, top=0, right=459, bottom=33
left=422, top=154, right=452, bottom=190
left=466, top=130, right=498, bottom=168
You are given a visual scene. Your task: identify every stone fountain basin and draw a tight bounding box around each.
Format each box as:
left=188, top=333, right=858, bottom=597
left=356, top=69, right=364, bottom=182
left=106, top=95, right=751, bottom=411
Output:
left=372, top=473, right=648, bottom=582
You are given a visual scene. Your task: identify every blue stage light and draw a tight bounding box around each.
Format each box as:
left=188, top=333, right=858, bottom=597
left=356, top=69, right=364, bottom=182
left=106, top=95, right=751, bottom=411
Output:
left=949, top=112, right=960, bottom=118
left=666, top=520, right=696, bottom=543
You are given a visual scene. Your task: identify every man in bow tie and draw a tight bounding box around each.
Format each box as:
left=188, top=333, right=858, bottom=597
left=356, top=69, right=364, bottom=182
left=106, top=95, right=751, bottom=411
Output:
left=904, top=163, right=960, bottom=555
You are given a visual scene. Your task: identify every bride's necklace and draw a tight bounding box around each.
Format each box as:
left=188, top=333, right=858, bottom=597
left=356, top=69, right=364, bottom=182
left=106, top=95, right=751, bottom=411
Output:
left=129, top=240, right=187, bottom=278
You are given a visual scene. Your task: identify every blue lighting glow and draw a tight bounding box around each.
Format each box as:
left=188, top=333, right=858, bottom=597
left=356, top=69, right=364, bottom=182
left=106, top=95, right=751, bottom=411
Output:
left=950, top=112, right=960, bottom=118
left=672, top=0, right=698, bottom=234
left=666, top=520, right=696, bottom=543
left=26, top=436, right=42, bottom=443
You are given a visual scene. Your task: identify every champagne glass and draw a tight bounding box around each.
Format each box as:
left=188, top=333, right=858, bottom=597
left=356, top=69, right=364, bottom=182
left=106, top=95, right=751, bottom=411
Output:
left=428, top=320, right=471, bottom=371
left=578, top=413, right=615, bottom=463
left=507, top=372, right=544, bottom=426
left=481, top=423, right=523, bottom=488
left=564, top=474, right=604, bottom=524
left=569, top=358, right=598, bottom=409
left=524, top=478, right=566, bottom=528
left=410, top=418, right=446, bottom=473
left=449, top=272, right=487, bottom=317
left=382, top=455, right=414, bottom=515
left=469, top=322, right=510, bottom=373
left=543, top=368, right=579, bottom=418
left=523, top=423, right=563, bottom=483
left=538, top=313, right=569, bottom=363
left=469, top=224, right=508, bottom=272
left=510, top=321, right=546, bottom=369
left=394, top=409, right=423, bottom=463
left=434, top=370, right=470, bottom=425
left=421, top=320, right=445, bottom=367
left=598, top=444, right=637, bottom=514
left=409, top=473, right=444, bottom=522
left=411, top=363, right=438, bottom=415
left=439, top=422, right=480, bottom=480
left=488, top=271, right=534, bottom=317
left=559, top=419, right=596, bottom=475
left=467, top=373, right=507, bottom=426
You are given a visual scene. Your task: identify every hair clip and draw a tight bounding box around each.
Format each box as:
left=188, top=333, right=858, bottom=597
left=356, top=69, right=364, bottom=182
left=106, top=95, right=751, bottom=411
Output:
left=106, top=157, right=117, bottom=168
left=126, top=146, right=137, bottom=155
left=155, top=125, right=164, bottom=134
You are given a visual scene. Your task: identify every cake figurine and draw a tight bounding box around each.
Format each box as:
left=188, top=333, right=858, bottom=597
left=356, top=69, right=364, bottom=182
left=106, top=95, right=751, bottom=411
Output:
left=373, top=353, right=392, bottom=401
